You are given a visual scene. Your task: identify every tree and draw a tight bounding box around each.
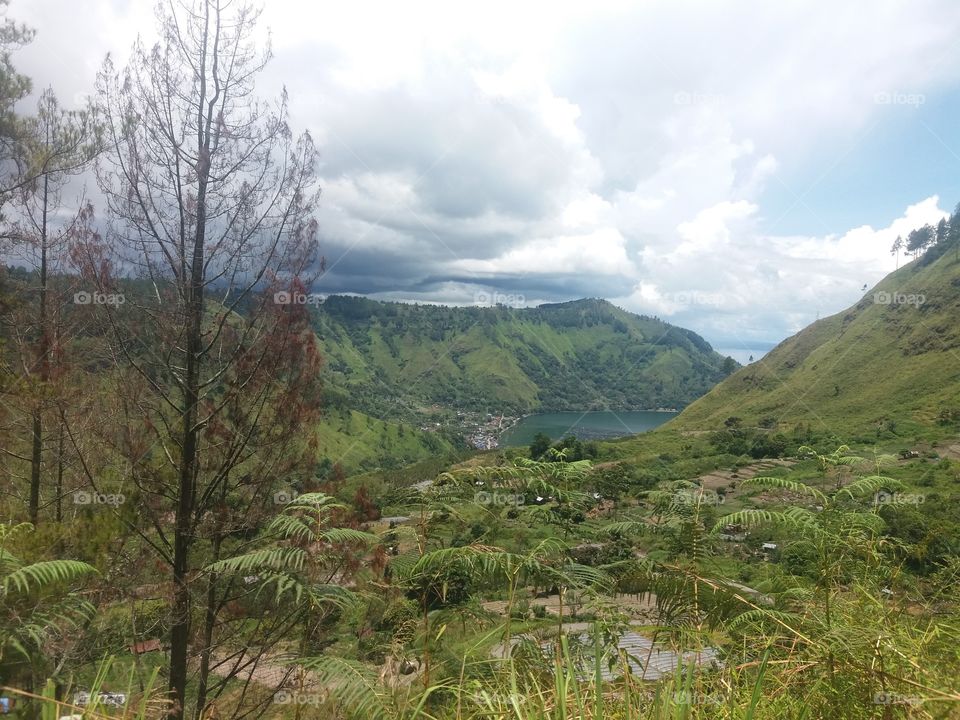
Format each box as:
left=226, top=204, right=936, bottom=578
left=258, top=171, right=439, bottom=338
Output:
left=529, top=432, right=552, bottom=459
left=936, top=217, right=949, bottom=246
left=797, top=444, right=863, bottom=490
left=950, top=203, right=960, bottom=262
left=205, top=493, right=374, bottom=705
left=905, top=224, right=935, bottom=258
left=721, top=355, right=737, bottom=376
left=0, top=0, right=35, bottom=218
left=1, top=89, right=99, bottom=526
left=714, top=469, right=910, bottom=712
left=85, top=2, right=323, bottom=716
left=890, top=235, right=903, bottom=269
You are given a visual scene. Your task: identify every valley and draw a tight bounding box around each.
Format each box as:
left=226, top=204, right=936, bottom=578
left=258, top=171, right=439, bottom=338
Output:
left=4, top=2, right=960, bottom=719
left=5, top=241, right=960, bottom=720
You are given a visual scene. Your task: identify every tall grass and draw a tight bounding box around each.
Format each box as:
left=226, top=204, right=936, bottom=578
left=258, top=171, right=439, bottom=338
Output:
left=1, top=657, right=169, bottom=719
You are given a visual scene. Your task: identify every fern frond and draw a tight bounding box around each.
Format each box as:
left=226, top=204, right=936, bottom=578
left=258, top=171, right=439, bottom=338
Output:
left=740, top=476, right=827, bottom=503
left=3, top=560, right=97, bottom=594
left=298, top=655, right=390, bottom=720
left=205, top=547, right=307, bottom=576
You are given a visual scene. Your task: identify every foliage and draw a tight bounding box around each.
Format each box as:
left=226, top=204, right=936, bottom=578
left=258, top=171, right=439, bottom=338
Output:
left=0, top=523, right=96, bottom=681
left=312, top=296, right=733, bottom=417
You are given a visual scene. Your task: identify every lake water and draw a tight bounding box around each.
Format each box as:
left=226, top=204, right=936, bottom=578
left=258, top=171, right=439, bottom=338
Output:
left=500, top=410, right=678, bottom=447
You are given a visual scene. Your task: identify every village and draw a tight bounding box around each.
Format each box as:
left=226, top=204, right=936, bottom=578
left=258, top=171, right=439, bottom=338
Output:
left=420, top=409, right=520, bottom=450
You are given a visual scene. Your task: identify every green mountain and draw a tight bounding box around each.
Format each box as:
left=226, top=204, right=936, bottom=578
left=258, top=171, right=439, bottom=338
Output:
left=671, top=243, right=960, bottom=440
left=310, top=296, right=733, bottom=418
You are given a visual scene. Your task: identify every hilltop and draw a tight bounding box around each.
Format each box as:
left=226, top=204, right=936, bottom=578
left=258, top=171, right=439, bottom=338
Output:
left=310, top=296, right=734, bottom=418
left=668, top=243, right=960, bottom=441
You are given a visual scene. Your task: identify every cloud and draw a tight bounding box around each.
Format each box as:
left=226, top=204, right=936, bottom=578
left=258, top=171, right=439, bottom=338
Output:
left=617, top=195, right=949, bottom=344
left=9, top=0, right=960, bottom=350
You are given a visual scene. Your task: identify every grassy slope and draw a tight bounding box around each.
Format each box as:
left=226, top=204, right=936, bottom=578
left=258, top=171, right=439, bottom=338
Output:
left=665, top=248, right=960, bottom=440
left=314, top=408, right=455, bottom=471
left=312, top=297, right=732, bottom=415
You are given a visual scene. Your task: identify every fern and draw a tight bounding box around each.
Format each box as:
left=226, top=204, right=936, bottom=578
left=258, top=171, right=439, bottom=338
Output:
left=2, top=559, right=97, bottom=594
left=297, top=655, right=391, bottom=720
left=738, top=476, right=828, bottom=503
left=835, top=474, right=903, bottom=501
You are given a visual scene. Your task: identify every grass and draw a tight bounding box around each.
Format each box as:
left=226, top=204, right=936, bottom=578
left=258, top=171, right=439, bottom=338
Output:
left=672, top=249, right=960, bottom=440
left=311, top=297, right=730, bottom=419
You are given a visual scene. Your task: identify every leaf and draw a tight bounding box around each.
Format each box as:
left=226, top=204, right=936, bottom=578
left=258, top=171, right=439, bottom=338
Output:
left=3, top=560, right=97, bottom=594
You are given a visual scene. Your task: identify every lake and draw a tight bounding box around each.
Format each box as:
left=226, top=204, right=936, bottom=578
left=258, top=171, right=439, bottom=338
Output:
left=500, top=410, right=678, bottom=447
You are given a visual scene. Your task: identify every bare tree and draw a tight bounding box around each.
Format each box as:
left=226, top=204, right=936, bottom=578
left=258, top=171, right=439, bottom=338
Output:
left=0, top=89, right=98, bottom=525
left=84, top=1, right=323, bottom=717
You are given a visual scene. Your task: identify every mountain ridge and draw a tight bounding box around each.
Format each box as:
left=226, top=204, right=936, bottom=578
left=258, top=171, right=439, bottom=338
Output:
left=667, top=244, right=960, bottom=440
left=311, top=295, right=735, bottom=419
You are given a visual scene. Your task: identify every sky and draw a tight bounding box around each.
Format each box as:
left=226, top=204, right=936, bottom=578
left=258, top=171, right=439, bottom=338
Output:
left=11, top=0, right=960, bottom=357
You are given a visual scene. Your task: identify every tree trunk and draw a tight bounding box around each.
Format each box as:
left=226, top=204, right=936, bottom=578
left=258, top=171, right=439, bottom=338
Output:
left=29, top=411, right=42, bottom=525
left=194, top=490, right=225, bottom=720
left=168, top=256, right=205, bottom=719
left=28, top=171, right=50, bottom=526
left=55, top=421, right=64, bottom=523
left=169, top=67, right=213, bottom=711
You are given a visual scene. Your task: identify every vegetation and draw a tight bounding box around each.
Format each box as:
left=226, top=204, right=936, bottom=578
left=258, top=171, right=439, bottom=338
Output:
left=312, top=296, right=734, bottom=417
left=1, top=1, right=960, bottom=719
left=675, top=228, right=960, bottom=441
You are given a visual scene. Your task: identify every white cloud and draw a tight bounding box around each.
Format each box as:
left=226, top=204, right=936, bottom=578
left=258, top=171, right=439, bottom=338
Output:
left=9, top=0, right=960, bottom=347
left=450, top=227, right=632, bottom=277
left=613, top=195, right=950, bottom=343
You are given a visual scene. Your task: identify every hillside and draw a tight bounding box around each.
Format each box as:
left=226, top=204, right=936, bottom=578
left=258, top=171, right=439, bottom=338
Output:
left=669, top=244, right=960, bottom=439
left=314, top=406, right=457, bottom=471
left=310, top=296, right=734, bottom=417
